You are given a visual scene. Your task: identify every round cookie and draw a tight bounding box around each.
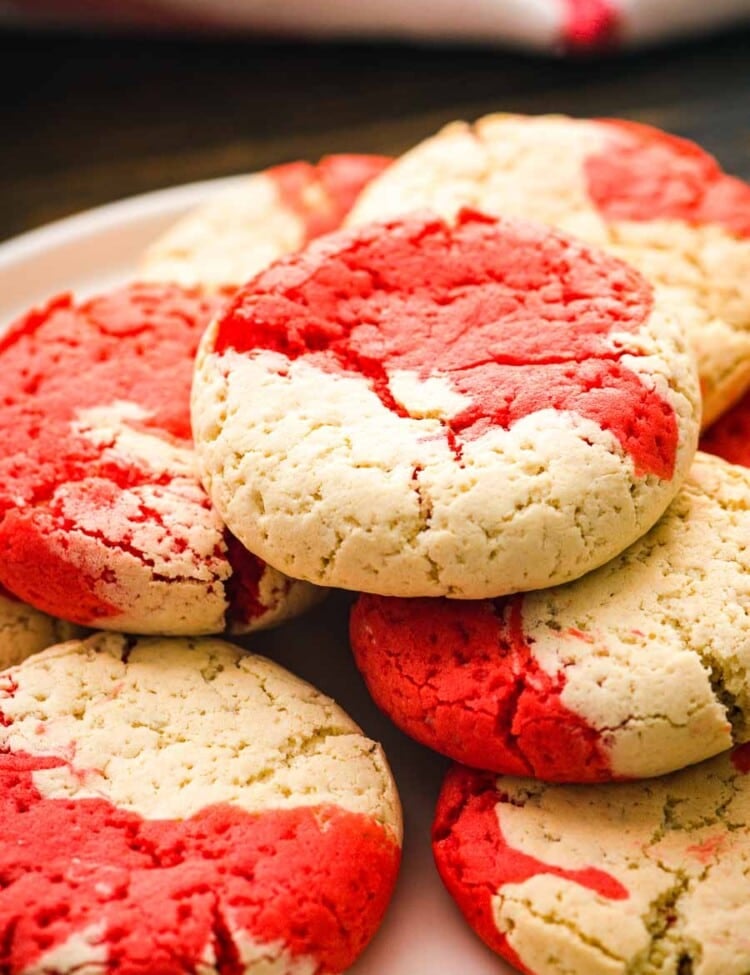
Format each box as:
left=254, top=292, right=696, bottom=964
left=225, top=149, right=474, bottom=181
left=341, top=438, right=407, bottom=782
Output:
left=348, top=113, right=750, bottom=427
left=0, top=586, right=80, bottom=671
left=433, top=748, right=750, bottom=975
left=352, top=452, right=750, bottom=781
left=700, top=387, right=750, bottom=467
left=141, top=154, right=391, bottom=290
left=0, top=283, right=322, bottom=635
left=0, top=632, right=402, bottom=974
left=193, top=210, right=699, bottom=599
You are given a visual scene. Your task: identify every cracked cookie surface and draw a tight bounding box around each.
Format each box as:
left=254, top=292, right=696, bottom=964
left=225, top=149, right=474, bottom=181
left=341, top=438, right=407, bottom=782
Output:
left=348, top=113, right=750, bottom=427
left=0, top=586, right=80, bottom=671
left=433, top=746, right=750, bottom=975
left=0, top=283, right=322, bottom=635
left=352, top=452, right=749, bottom=781
left=193, top=210, right=699, bottom=598
left=0, top=632, right=402, bottom=974
left=141, top=154, right=391, bottom=290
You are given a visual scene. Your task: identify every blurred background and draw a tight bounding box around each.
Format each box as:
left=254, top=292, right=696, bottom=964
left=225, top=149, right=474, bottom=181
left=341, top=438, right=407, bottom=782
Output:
left=2, top=0, right=749, bottom=241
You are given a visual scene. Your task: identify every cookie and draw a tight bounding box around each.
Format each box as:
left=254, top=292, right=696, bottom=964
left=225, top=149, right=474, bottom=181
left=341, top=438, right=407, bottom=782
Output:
left=348, top=114, right=750, bottom=427
left=0, top=586, right=79, bottom=671
left=433, top=748, right=750, bottom=975
left=0, top=633, right=402, bottom=974
left=700, top=387, right=750, bottom=467
left=142, top=154, right=391, bottom=290
left=0, top=284, right=322, bottom=635
left=352, top=451, right=750, bottom=781
left=193, top=210, right=699, bottom=599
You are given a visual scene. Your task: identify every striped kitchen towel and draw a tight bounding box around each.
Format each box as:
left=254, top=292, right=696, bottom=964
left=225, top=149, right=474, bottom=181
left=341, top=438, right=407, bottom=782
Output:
left=1, top=0, right=748, bottom=51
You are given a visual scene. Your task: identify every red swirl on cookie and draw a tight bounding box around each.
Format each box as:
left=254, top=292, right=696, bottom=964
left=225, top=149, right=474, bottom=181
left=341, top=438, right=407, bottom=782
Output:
left=0, top=284, right=318, bottom=634
left=351, top=594, right=610, bottom=782
left=215, top=210, right=677, bottom=477
left=0, top=751, right=398, bottom=975
left=433, top=766, right=627, bottom=970
left=586, top=120, right=750, bottom=238
left=270, top=154, right=392, bottom=241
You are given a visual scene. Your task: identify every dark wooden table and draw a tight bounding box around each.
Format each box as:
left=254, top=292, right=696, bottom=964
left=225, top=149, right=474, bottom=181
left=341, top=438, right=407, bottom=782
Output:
left=2, top=25, right=750, bottom=242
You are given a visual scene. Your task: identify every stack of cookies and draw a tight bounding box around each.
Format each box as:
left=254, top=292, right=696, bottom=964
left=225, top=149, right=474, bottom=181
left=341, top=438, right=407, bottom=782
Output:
left=1, top=116, right=749, bottom=974
left=0, top=157, right=402, bottom=975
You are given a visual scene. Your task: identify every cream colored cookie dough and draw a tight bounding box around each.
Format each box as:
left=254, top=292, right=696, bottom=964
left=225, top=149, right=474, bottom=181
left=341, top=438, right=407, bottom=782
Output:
left=0, top=632, right=401, bottom=834
left=0, top=591, right=79, bottom=671
left=348, top=114, right=750, bottom=427
left=141, top=174, right=307, bottom=290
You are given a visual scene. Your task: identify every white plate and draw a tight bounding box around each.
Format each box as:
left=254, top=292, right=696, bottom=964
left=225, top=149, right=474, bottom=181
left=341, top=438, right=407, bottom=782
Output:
left=0, top=182, right=511, bottom=975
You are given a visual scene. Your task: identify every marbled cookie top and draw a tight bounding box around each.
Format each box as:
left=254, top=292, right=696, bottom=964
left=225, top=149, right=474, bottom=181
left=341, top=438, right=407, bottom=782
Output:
left=0, top=634, right=401, bottom=975
left=434, top=748, right=750, bottom=975
left=193, top=210, right=699, bottom=598
left=349, top=114, right=750, bottom=426
left=0, top=284, right=322, bottom=635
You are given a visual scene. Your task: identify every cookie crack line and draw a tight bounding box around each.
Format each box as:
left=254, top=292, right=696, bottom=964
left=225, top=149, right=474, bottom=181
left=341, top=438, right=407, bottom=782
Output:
left=378, top=628, right=540, bottom=777
left=214, top=724, right=366, bottom=796
left=210, top=898, right=244, bottom=975
left=645, top=766, right=747, bottom=850
left=705, top=666, right=746, bottom=740
left=626, top=871, right=696, bottom=975
left=651, top=588, right=750, bottom=744
left=502, top=896, right=629, bottom=965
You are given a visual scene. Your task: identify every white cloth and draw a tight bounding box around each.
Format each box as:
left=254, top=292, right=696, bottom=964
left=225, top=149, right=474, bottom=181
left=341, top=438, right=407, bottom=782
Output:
left=1, top=0, right=748, bottom=51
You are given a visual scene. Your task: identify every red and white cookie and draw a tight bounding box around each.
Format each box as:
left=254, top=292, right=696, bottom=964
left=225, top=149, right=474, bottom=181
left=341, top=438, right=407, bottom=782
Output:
left=701, top=387, right=750, bottom=468
left=434, top=748, right=750, bottom=975
left=141, top=154, right=391, bottom=290
left=348, top=114, right=750, bottom=427
left=0, top=633, right=402, bottom=974
left=0, top=586, right=79, bottom=671
left=193, top=211, right=699, bottom=598
left=352, top=452, right=749, bottom=781
left=0, top=283, right=322, bottom=635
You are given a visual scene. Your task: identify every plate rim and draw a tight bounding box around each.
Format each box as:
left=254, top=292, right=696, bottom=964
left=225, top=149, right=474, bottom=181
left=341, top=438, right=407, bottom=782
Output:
left=0, top=173, right=250, bottom=268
